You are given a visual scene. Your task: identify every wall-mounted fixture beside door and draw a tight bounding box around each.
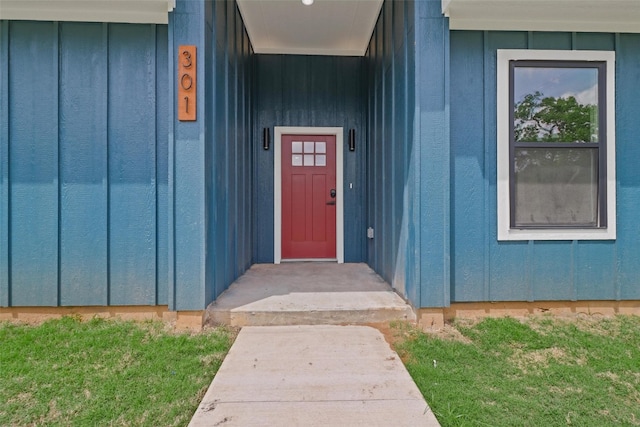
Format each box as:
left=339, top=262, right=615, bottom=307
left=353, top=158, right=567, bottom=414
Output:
left=263, top=127, right=270, bottom=150
left=349, top=129, right=355, bottom=151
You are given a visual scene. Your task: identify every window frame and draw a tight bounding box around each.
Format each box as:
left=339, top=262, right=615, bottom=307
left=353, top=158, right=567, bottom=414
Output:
left=497, top=49, right=616, bottom=241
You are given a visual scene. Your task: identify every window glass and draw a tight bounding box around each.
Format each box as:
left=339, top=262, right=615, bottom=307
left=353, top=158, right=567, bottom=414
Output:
left=496, top=49, right=616, bottom=241
left=510, top=62, right=604, bottom=229
left=514, top=67, right=599, bottom=143
left=514, top=148, right=598, bottom=226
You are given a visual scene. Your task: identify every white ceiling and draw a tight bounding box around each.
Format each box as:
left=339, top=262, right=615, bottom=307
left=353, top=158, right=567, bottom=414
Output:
left=236, top=0, right=383, bottom=56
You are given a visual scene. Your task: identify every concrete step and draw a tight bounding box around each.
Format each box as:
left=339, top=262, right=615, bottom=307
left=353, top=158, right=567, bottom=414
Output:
left=206, top=291, right=416, bottom=326
left=204, top=263, right=417, bottom=327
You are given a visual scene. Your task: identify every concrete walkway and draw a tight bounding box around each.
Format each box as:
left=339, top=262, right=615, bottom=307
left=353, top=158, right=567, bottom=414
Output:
left=189, top=325, right=440, bottom=426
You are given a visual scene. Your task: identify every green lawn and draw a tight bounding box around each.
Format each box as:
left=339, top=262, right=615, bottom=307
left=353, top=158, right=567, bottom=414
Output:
left=3, top=315, right=639, bottom=427
left=395, top=315, right=640, bottom=427
left=0, top=317, right=234, bottom=426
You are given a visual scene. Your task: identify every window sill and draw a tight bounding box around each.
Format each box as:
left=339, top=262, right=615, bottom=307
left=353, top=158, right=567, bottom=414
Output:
left=498, top=227, right=616, bottom=241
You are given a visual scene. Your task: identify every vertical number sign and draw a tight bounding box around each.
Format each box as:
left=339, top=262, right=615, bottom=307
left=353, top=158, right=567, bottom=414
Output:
left=178, top=45, right=196, bottom=121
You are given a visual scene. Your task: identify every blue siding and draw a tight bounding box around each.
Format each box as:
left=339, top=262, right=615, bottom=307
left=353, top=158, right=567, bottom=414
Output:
left=170, top=0, right=256, bottom=310
left=156, top=25, right=169, bottom=306
left=416, top=1, right=450, bottom=308
left=212, top=0, right=229, bottom=300
left=0, top=21, right=169, bottom=307
left=171, top=0, right=206, bottom=310
left=450, top=30, right=485, bottom=302
left=0, top=21, right=8, bottom=307
left=366, top=0, right=415, bottom=301
left=254, top=55, right=366, bottom=264
left=365, top=0, right=451, bottom=308
left=108, top=24, right=158, bottom=305
left=203, top=0, right=254, bottom=308
left=254, top=55, right=278, bottom=263
left=59, top=23, right=108, bottom=305
left=9, top=22, right=59, bottom=306
left=615, top=34, right=640, bottom=301
left=576, top=241, right=616, bottom=300
left=450, top=30, right=640, bottom=302
left=225, top=3, right=237, bottom=287
left=391, top=0, right=408, bottom=296
left=485, top=32, right=529, bottom=303
left=4, top=2, right=640, bottom=311
left=530, top=32, right=572, bottom=50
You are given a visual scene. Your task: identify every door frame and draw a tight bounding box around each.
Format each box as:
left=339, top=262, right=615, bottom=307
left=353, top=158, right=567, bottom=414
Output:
left=274, top=126, right=344, bottom=264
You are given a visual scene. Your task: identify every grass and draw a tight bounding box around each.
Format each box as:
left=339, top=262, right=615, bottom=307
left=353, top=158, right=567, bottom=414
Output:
left=394, top=315, right=640, bottom=427
left=0, top=317, right=234, bottom=426
left=3, top=314, right=639, bottom=426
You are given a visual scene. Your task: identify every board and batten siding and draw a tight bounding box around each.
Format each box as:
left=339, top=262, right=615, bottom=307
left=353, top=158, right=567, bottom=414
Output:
left=253, top=54, right=366, bottom=264
left=206, top=0, right=254, bottom=304
left=169, top=0, right=254, bottom=311
left=365, top=0, right=451, bottom=308
left=365, top=0, right=417, bottom=301
left=0, top=21, right=169, bottom=307
left=450, top=30, right=640, bottom=302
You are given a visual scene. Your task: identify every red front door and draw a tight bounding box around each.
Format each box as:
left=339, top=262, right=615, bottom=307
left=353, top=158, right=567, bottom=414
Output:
left=281, top=134, right=337, bottom=259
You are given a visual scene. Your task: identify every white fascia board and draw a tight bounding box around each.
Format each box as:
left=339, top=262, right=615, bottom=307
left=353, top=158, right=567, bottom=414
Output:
left=0, top=1, right=172, bottom=24
left=446, top=0, right=640, bottom=34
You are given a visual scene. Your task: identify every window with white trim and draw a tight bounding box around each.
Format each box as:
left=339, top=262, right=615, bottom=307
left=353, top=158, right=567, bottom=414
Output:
left=497, top=50, right=616, bottom=241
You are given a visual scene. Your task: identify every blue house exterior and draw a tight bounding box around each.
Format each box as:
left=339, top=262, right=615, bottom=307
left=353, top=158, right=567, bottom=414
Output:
left=1, top=0, right=639, bottom=325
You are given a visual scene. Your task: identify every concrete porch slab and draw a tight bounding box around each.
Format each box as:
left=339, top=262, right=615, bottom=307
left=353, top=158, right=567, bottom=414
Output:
left=205, top=263, right=416, bottom=327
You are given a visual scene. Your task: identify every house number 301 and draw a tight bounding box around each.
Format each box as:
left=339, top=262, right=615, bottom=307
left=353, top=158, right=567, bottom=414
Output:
left=178, top=45, right=196, bottom=121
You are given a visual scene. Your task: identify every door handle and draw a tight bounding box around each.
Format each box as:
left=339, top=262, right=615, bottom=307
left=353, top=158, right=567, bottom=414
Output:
left=330, top=189, right=336, bottom=198
left=326, top=201, right=336, bottom=205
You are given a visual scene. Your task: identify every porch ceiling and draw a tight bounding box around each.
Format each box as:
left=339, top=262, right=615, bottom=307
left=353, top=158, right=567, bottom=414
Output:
left=443, top=0, right=640, bottom=33
left=236, top=0, right=383, bottom=56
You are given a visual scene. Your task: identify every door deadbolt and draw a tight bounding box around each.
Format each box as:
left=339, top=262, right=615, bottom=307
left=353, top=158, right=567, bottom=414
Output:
left=330, top=189, right=336, bottom=198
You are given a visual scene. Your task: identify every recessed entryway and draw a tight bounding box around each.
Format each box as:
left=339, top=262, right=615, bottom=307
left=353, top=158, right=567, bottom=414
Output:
left=274, top=127, right=344, bottom=264
left=204, top=263, right=415, bottom=326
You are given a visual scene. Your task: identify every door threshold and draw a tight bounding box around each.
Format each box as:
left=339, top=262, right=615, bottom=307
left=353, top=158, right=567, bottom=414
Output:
left=280, top=258, right=338, bottom=263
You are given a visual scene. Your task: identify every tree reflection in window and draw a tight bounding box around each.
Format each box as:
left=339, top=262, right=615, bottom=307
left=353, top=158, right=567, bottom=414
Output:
left=509, top=62, right=605, bottom=228
left=514, top=91, right=598, bottom=143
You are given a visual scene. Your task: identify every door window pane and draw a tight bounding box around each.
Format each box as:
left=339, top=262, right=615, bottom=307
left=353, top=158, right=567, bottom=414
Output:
left=315, top=142, right=326, bottom=153
left=315, top=155, right=326, bottom=166
left=304, top=141, right=315, bottom=153
left=292, top=141, right=303, bottom=153
left=292, top=154, right=303, bottom=166
left=304, top=154, right=314, bottom=166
